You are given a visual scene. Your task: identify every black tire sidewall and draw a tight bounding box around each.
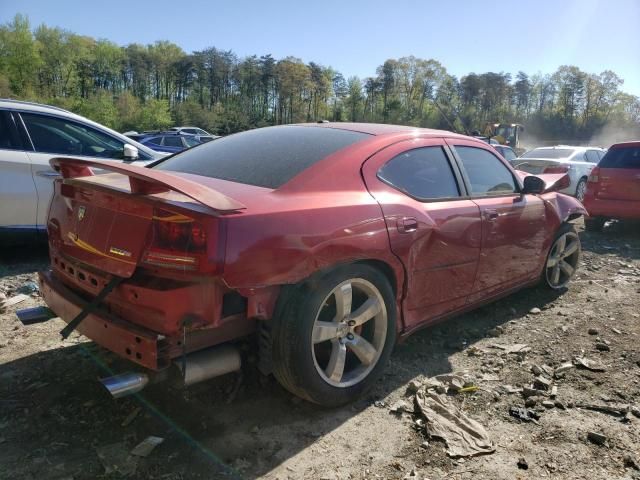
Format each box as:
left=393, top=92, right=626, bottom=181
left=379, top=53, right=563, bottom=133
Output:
left=272, top=263, right=397, bottom=407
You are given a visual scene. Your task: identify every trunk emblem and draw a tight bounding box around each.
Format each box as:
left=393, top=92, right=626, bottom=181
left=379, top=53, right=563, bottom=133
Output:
left=78, top=206, right=86, bottom=221
left=109, top=247, right=132, bottom=258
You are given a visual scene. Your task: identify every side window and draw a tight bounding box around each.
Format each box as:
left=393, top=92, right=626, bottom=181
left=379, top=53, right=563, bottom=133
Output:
left=21, top=112, right=126, bottom=159
left=183, top=129, right=197, bottom=135
left=0, top=111, right=23, bottom=150
left=163, top=136, right=183, bottom=147
left=195, top=129, right=208, bottom=135
left=503, top=148, right=517, bottom=161
left=378, top=146, right=460, bottom=200
left=147, top=137, right=163, bottom=146
left=573, top=151, right=586, bottom=162
left=585, top=150, right=600, bottom=163
left=455, top=146, right=517, bottom=195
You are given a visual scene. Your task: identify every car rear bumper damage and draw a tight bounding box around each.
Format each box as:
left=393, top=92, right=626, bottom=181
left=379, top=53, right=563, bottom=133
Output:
left=39, top=269, right=168, bottom=370
left=584, top=197, right=640, bottom=219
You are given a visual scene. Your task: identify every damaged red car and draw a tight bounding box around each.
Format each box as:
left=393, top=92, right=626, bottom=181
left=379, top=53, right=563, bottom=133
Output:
left=37, top=123, right=586, bottom=406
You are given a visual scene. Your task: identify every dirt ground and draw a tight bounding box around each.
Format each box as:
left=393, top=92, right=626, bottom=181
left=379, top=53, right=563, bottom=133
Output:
left=1, top=219, right=639, bottom=480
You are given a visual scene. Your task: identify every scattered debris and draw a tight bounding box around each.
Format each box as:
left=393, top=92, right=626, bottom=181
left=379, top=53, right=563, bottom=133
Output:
left=2, top=294, right=28, bottom=311
left=413, top=376, right=495, bottom=458
left=487, top=326, right=504, bottom=337
left=611, top=327, right=622, bottom=335
left=389, top=400, right=412, bottom=414
left=624, top=455, right=640, bottom=471
left=588, top=328, right=599, bottom=335
left=541, top=400, right=555, bottom=409
left=576, top=403, right=629, bottom=417
left=130, top=436, right=164, bottom=457
left=490, top=343, right=531, bottom=354
left=574, top=356, right=606, bottom=372
left=595, top=342, right=610, bottom=352
left=529, top=307, right=541, bottom=315
left=18, top=281, right=39, bottom=294
left=550, top=386, right=558, bottom=398
left=499, top=385, right=522, bottom=395
left=121, top=407, right=141, bottom=427
left=587, top=431, right=607, bottom=446
left=517, top=457, right=529, bottom=470
left=509, top=406, right=540, bottom=424
left=554, top=362, right=575, bottom=377
left=533, top=376, right=552, bottom=391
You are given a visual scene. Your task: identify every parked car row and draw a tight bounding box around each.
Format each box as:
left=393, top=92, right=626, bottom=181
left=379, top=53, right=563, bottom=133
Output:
left=124, top=128, right=219, bottom=153
left=0, top=99, right=163, bottom=244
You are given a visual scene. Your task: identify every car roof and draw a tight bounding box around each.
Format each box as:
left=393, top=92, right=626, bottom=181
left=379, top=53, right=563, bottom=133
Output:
left=295, top=121, right=470, bottom=139
left=610, top=141, right=640, bottom=149
left=530, top=145, right=605, bottom=151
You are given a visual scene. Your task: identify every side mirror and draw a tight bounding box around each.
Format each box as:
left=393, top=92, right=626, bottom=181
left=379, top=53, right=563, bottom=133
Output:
left=522, top=175, right=545, bottom=194
left=123, top=144, right=139, bottom=161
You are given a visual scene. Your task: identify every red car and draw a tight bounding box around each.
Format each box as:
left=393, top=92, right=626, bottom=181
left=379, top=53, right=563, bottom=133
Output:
left=583, top=141, right=640, bottom=231
left=38, top=123, right=586, bottom=406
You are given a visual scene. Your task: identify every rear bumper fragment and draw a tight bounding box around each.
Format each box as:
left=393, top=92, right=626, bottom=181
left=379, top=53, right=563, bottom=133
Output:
left=39, top=270, right=168, bottom=370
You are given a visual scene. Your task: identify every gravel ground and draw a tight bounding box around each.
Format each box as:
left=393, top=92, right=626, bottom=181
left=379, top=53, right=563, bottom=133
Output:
left=1, top=219, right=639, bottom=480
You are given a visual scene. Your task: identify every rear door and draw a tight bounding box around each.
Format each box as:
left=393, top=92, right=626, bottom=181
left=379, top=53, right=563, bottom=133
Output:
left=597, top=145, right=640, bottom=201
left=0, top=110, right=38, bottom=232
left=362, top=138, right=482, bottom=329
left=446, top=140, right=548, bottom=300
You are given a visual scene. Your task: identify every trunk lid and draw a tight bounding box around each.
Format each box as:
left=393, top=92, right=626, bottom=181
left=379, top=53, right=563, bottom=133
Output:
left=47, top=157, right=245, bottom=278
left=512, top=158, right=566, bottom=174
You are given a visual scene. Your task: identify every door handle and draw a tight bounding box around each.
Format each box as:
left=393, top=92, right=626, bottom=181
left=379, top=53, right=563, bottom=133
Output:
left=484, top=209, right=499, bottom=221
left=36, top=170, right=61, bottom=178
left=397, top=217, right=418, bottom=233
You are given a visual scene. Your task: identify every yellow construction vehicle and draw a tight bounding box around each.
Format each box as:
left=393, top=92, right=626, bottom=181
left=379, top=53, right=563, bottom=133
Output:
left=483, top=123, right=525, bottom=155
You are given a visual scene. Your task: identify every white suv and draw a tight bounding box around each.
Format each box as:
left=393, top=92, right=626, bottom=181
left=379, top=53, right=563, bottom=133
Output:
left=512, top=146, right=606, bottom=200
left=0, top=100, right=163, bottom=244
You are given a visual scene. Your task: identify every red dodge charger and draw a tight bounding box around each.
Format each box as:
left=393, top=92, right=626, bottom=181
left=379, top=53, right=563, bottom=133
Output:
left=39, top=123, right=586, bottom=406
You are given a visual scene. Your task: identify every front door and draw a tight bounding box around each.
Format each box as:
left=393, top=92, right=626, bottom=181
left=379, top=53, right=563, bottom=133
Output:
left=0, top=110, right=38, bottom=235
left=362, top=138, right=482, bottom=330
left=446, top=140, right=547, bottom=301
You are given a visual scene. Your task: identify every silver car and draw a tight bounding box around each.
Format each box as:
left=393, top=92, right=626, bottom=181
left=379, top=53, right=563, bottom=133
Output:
left=0, top=100, right=164, bottom=245
left=512, top=146, right=606, bottom=200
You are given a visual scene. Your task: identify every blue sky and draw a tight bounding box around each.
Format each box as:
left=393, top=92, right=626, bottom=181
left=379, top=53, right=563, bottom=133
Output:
left=2, top=0, right=639, bottom=95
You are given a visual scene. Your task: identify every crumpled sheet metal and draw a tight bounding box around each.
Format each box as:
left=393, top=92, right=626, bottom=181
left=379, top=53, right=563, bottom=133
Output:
left=414, top=375, right=495, bottom=458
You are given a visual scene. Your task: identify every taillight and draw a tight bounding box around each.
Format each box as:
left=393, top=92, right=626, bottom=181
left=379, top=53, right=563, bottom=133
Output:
left=143, top=208, right=209, bottom=271
left=588, top=167, right=600, bottom=183
left=543, top=164, right=571, bottom=174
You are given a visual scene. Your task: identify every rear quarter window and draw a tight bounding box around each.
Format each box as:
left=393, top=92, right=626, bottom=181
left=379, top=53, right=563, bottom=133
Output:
left=599, top=147, right=640, bottom=169
left=154, top=126, right=371, bottom=188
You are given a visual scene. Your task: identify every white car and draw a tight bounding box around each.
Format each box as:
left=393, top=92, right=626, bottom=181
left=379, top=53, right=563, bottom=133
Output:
left=0, top=99, right=164, bottom=245
left=512, top=146, right=606, bottom=200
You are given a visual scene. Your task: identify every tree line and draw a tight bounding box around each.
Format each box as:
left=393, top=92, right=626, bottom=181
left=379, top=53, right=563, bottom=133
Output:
left=1, top=14, right=638, bottom=142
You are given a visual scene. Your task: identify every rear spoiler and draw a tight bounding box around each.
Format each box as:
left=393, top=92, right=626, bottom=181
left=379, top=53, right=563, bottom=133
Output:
left=50, top=157, right=246, bottom=213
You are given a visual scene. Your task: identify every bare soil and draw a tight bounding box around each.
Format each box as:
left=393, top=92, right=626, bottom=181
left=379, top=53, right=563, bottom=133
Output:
left=1, top=219, right=639, bottom=480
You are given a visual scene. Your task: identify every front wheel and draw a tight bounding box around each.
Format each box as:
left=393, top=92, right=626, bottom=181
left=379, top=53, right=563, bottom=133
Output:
left=271, top=264, right=396, bottom=406
left=543, top=223, right=581, bottom=290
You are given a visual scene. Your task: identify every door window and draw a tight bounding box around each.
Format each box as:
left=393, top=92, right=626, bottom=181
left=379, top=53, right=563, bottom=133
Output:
left=146, top=137, right=163, bottom=146
left=502, top=148, right=517, bottom=162
left=455, top=146, right=517, bottom=195
left=378, top=146, right=460, bottom=200
left=585, top=150, right=600, bottom=163
left=599, top=147, right=640, bottom=169
left=163, top=136, right=183, bottom=147
left=21, top=112, right=126, bottom=159
left=0, top=112, right=23, bottom=150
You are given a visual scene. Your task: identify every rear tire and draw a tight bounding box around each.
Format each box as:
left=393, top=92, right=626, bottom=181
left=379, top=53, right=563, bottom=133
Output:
left=575, top=178, right=587, bottom=201
left=585, top=216, right=606, bottom=232
left=271, top=264, right=396, bottom=407
left=542, top=223, right=581, bottom=290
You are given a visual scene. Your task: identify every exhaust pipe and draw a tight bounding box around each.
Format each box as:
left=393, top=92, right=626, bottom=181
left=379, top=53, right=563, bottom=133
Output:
left=100, top=345, right=241, bottom=398
left=100, top=372, right=149, bottom=399
left=176, top=345, right=241, bottom=386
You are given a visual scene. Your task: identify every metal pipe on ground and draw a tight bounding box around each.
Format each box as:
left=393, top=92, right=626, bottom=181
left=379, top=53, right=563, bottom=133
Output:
left=100, top=344, right=241, bottom=398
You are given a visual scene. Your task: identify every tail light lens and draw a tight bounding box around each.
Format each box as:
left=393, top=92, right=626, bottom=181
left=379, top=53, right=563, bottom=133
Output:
left=543, top=164, right=571, bottom=174
left=588, top=167, right=600, bottom=183
left=143, top=208, right=212, bottom=271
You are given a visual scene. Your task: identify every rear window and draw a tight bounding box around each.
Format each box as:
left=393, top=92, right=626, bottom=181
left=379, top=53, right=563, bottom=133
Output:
left=521, top=148, right=575, bottom=159
left=154, top=126, right=371, bottom=188
left=599, top=146, right=640, bottom=169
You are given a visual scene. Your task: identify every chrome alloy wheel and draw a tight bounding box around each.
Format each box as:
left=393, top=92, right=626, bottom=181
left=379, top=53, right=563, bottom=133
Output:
left=311, top=278, right=387, bottom=388
left=546, top=231, right=580, bottom=288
